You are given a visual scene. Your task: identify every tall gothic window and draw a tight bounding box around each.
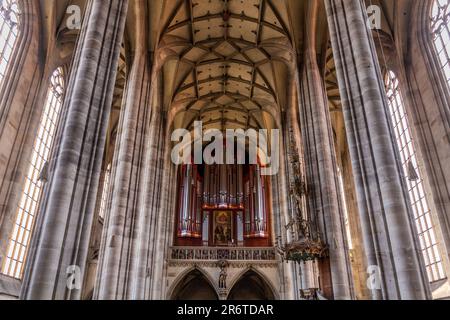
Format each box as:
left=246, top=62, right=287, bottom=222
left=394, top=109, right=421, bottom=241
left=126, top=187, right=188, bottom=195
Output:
left=0, top=0, right=20, bottom=86
left=337, top=167, right=353, bottom=251
left=431, top=0, right=450, bottom=91
left=98, top=164, right=111, bottom=220
left=2, top=68, right=65, bottom=279
left=385, top=70, right=445, bottom=282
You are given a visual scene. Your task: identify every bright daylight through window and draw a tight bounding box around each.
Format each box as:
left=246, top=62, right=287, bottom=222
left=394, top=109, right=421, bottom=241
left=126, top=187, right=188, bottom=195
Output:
left=2, top=67, right=64, bottom=279
left=385, top=70, right=445, bottom=282
left=0, top=0, right=20, bottom=87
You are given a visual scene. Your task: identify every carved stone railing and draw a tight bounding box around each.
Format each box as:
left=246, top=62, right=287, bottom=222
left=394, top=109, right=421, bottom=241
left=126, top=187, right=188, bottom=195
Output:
left=169, top=247, right=278, bottom=267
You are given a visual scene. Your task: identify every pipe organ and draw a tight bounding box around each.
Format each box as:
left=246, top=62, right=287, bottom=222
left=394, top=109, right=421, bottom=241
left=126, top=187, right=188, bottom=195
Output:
left=244, top=165, right=268, bottom=238
left=177, top=164, right=202, bottom=238
left=176, top=164, right=270, bottom=246
left=203, top=165, right=244, bottom=209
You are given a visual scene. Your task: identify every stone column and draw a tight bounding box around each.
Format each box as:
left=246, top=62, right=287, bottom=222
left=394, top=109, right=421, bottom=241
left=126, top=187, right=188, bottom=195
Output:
left=285, top=83, right=317, bottom=298
left=151, top=133, right=179, bottom=299
left=300, top=262, right=315, bottom=291
left=324, top=0, right=430, bottom=300
left=95, top=0, right=151, bottom=300
left=278, top=137, right=297, bottom=300
left=20, top=0, right=128, bottom=300
left=81, top=164, right=107, bottom=300
left=131, top=71, right=167, bottom=299
left=340, top=149, right=370, bottom=300
left=298, top=1, right=352, bottom=300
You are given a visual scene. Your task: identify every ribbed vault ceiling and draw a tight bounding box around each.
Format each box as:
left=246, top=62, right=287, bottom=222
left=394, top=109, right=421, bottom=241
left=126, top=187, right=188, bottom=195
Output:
left=43, top=0, right=411, bottom=137
left=158, top=0, right=295, bottom=132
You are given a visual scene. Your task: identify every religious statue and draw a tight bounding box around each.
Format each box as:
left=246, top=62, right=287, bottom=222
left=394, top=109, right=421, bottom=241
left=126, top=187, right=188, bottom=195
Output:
left=218, top=260, right=228, bottom=289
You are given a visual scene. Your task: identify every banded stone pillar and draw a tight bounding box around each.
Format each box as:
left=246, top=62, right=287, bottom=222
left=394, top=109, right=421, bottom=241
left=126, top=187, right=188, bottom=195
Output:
left=20, top=0, right=128, bottom=300
left=299, top=262, right=316, bottom=292
left=95, top=0, right=151, bottom=300
left=325, top=0, right=430, bottom=300
left=278, top=131, right=297, bottom=300
left=340, top=149, right=370, bottom=300
left=298, top=1, right=352, bottom=300
left=131, top=73, right=167, bottom=300
left=151, top=132, right=179, bottom=299
left=285, top=83, right=316, bottom=298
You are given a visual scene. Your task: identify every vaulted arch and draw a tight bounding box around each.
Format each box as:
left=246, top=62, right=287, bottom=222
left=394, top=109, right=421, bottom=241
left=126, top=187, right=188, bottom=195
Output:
left=227, top=269, right=276, bottom=300
left=157, top=0, right=295, bottom=133
left=169, top=268, right=219, bottom=300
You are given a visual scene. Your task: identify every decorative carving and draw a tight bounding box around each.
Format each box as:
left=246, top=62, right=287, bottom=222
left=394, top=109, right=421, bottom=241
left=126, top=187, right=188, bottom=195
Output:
left=277, top=123, right=328, bottom=264
left=218, top=260, right=228, bottom=289
left=300, top=288, right=319, bottom=300
left=169, top=247, right=278, bottom=269
left=170, top=246, right=277, bottom=262
left=167, top=260, right=278, bottom=268
left=277, top=237, right=328, bottom=263
left=217, top=260, right=228, bottom=298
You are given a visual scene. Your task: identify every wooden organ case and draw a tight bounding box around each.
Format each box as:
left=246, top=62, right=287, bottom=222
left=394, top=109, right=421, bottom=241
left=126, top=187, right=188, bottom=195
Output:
left=175, top=164, right=271, bottom=247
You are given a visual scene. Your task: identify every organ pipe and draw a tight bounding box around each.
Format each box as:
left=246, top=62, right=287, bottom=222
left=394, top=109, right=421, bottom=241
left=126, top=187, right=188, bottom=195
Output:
left=243, top=165, right=267, bottom=238
left=177, top=164, right=201, bottom=238
left=203, top=164, right=245, bottom=210
left=178, top=164, right=268, bottom=239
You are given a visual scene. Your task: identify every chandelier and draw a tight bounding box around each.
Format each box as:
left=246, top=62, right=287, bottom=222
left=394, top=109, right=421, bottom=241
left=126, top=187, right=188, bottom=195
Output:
left=276, top=217, right=328, bottom=264
left=278, top=234, right=328, bottom=263
left=276, top=124, right=328, bottom=264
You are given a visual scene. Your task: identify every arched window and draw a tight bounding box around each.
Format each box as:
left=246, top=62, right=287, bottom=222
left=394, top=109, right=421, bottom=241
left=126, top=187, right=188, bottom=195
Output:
left=431, top=0, right=450, bottom=91
left=0, top=0, right=20, bottom=86
left=385, top=70, right=445, bottom=282
left=2, top=67, right=65, bottom=279
left=98, top=164, right=111, bottom=220
left=337, top=167, right=353, bottom=251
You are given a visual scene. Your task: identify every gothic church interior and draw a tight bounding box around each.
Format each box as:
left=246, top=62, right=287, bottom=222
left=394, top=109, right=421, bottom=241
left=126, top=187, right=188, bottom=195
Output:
left=0, top=0, right=449, bottom=300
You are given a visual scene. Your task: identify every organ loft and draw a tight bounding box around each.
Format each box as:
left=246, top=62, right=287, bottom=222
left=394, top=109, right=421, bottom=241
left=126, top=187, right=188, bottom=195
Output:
left=0, top=0, right=449, bottom=300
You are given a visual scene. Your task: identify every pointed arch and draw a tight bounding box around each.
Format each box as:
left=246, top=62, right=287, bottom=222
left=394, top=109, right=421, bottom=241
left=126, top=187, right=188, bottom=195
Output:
left=168, top=267, right=219, bottom=300
left=0, top=0, right=21, bottom=88
left=227, top=267, right=277, bottom=300
left=430, top=0, right=450, bottom=94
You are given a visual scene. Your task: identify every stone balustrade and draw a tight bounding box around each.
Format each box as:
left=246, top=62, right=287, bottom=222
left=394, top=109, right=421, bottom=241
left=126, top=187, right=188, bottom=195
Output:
left=170, top=247, right=277, bottom=262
